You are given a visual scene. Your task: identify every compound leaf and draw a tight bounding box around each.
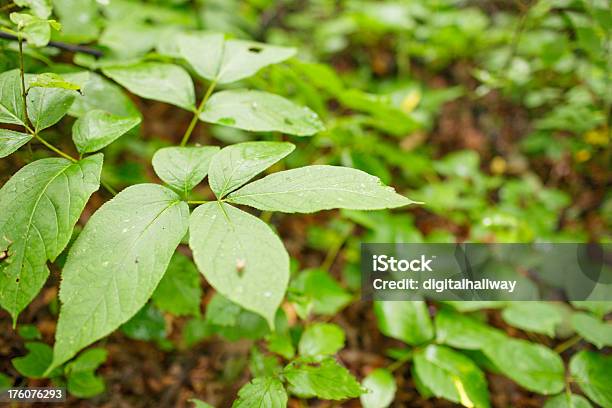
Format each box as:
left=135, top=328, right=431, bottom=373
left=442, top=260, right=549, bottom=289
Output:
left=0, top=70, right=27, bottom=126
left=48, top=184, right=189, bottom=372
left=284, top=357, right=363, bottom=400
left=208, top=141, right=294, bottom=198
left=373, top=301, right=434, bottom=345
left=228, top=165, right=413, bottom=213
left=570, top=351, right=612, bottom=407
left=189, top=202, right=289, bottom=327
left=0, top=155, right=103, bottom=324
left=200, top=90, right=323, bottom=136
left=298, top=323, right=345, bottom=357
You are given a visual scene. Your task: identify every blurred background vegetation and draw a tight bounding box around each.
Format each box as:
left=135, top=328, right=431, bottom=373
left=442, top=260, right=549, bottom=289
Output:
left=0, top=0, right=610, bottom=406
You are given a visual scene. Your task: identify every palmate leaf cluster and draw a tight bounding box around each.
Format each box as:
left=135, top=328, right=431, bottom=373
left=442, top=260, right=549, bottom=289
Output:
left=1, top=0, right=611, bottom=407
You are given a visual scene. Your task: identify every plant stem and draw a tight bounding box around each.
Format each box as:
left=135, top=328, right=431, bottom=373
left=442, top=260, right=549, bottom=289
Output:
left=34, top=134, right=77, bottom=162
left=388, top=351, right=413, bottom=372
left=101, top=179, right=117, bottom=196
left=180, top=80, right=217, bottom=147
left=554, top=334, right=582, bottom=354
left=17, top=35, right=31, bottom=128
left=321, top=226, right=353, bottom=271
left=187, top=200, right=209, bottom=205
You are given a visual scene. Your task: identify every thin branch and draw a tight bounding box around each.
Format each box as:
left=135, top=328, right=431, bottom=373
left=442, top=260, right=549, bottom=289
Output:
left=180, top=79, right=217, bottom=146
left=0, top=31, right=104, bottom=57
left=34, top=134, right=77, bottom=162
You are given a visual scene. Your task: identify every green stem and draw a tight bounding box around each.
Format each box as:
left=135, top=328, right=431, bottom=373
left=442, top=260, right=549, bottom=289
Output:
left=101, top=179, right=117, bottom=196
left=187, top=200, right=209, bottom=205
left=34, top=134, right=77, bottom=162
left=321, top=226, right=353, bottom=271
left=17, top=34, right=32, bottom=129
left=554, top=334, right=582, bottom=354
left=388, top=350, right=414, bottom=372
left=180, top=80, right=217, bottom=147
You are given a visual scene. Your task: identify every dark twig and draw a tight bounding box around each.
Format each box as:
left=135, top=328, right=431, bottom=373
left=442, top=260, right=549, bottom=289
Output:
left=0, top=31, right=103, bottom=57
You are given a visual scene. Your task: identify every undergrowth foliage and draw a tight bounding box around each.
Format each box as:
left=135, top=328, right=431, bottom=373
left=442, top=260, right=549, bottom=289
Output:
left=0, top=0, right=611, bottom=407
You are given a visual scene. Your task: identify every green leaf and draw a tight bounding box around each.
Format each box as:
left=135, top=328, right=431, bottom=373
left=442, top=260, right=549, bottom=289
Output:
left=571, top=313, right=612, bottom=349
left=0, top=155, right=103, bottom=323
left=48, top=184, right=189, bottom=372
left=200, top=90, right=324, bottom=136
left=0, top=129, right=32, bottom=158
left=29, top=73, right=81, bottom=91
left=298, top=323, right=345, bottom=357
left=152, top=252, right=202, bottom=317
left=228, top=165, right=413, bottom=213
left=102, top=63, right=196, bottom=110
left=178, top=32, right=296, bottom=84
left=15, top=0, right=51, bottom=18
left=0, top=70, right=27, bottom=126
left=266, top=332, right=295, bottom=359
left=10, top=12, right=53, bottom=47
left=72, top=109, right=141, bottom=154
left=208, top=141, right=294, bottom=198
left=373, top=301, right=433, bottom=345
left=65, top=348, right=107, bottom=398
left=204, top=294, right=271, bottom=341
left=483, top=338, right=564, bottom=395
left=360, top=368, right=396, bottom=408
left=18, top=324, right=41, bottom=340
left=502, top=302, right=564, bottom=337
left=0, top=373, right=12, bottom=390
left=435, top=309, right=505, bottom=350
left=190, top=399, right=214, bottom=408
left=570, top=301, right=612, bottom=318
left=284, top=358, right=363, bottom=400
left=152, top=146, right=219, bottom=196
left=121, top=303, right=167, bottom=342
left=27, top=83, right=78, bottom=132
left=290, top=268, right=352, bottom=316
left=570, top=351, right=612, bottom=407
left=12, top=342, right=55, bottom=378
left=544, top=394, right=593, bottom=408
left=232, top=376, right=287, bottom=408
left=64, top=72, right=140, bottom=118
left=413, top=345, right=490, bottom=408
left=189, top=202, right=289, bottom=327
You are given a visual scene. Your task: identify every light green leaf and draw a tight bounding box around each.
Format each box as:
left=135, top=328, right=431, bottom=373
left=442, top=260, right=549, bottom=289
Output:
left=18, top=324, right=41, bottom=340
left=190, top=399, right=214, bottom=408
left=502, top=302, right=564, bottom=337
left=189, top=202, right=289, bottom=327
left=232, top=376, right=287, bottom=408
left=200, top=90, right=324, bottom=136
left=27, top=83, right=78, bottom=132
left=0, top=155, right=103, bottom=323
left=208, top=141, right=294, bottom=198
left=102, top=63, right=196, bottom=110
left=0, top=129, right=32, bottom=158
left=10, top=12, right=53, bottom=47
left=12, top=342, right=55, bottom=378
left=152, top=252, right=202, bottom=317
left=15, top=0, right=52, bottom=18
left=0, top=70, right=27, bottom=126
left=435, top=309, right=505, bottom=350
left=65, top=348, right=107, bottom=398
left=64, top=72, right=139, bottom=118
left=373, top=301, right=433, bottom=345
left=571, top=301, right=612, bottom=318
left=413, top=345, right=490, bottom=408
left=483, top=338, right=564, bottom=395
left=228, top=165, right=413, bottom=213
left=178, top=32, right=296, bottom=84
left=571, top=313, right=612, bottom=349
left=544, top=394, right=593, bottom=408
left=29, top=73, right=81, bottom=91
left=72, top=109, right=141, bottom=154
left=152, top=146, right=219, bottom=196
left=289, top=268, right=352, bottom=316
left=48, top=184, right=189, bottom=372
left=298, top=323, right=345, bottom=357
left=360, top=368, right=396, bottom=408
left=570, top=351, right=612, bottom=407
left=0, top=373, right=12, bottom=390
left=284, top=358, right=363, bottom=400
